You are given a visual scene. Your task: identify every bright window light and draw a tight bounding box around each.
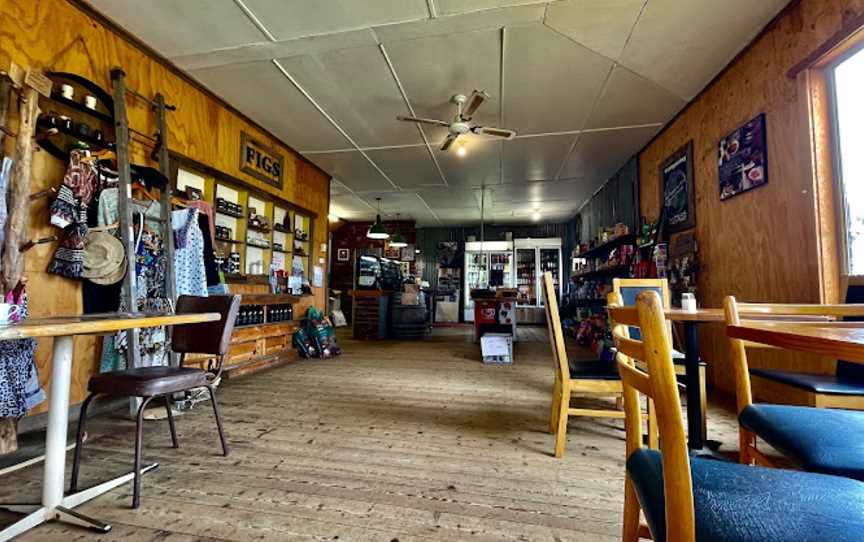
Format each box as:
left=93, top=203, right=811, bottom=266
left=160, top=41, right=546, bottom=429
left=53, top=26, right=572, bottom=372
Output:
left=834, top=47, right=864, bottom=275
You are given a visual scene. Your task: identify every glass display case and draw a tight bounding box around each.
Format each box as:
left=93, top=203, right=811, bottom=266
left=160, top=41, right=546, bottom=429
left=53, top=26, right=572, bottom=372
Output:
left=516, top=248, right=537, bottom=306
left=539, top=247, right=561, bottom=307
left=463, top=241, right=513, bottom=322
left=512, top=238, right=562, bottom=312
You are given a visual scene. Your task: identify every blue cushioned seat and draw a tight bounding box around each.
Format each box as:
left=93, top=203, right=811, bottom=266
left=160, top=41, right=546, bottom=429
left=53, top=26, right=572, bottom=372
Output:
left=627, top=448, right=864, bottom=542
left=750, top=367, right=864, bottom=395
left=739, top=404, right=864, bottom=480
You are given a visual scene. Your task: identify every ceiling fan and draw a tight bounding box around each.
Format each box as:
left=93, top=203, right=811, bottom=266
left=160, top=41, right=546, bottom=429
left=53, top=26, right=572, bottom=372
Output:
left=397, top=90, right=517, bottom=151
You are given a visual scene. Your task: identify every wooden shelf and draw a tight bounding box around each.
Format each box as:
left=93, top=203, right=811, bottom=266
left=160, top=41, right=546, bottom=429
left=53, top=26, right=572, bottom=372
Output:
left=47, top=92, right=114, bottom=124
left=239, top=294, right=300, bottom=305
left=215, top=209, right=244, bottom=219
left=572, top=265, right=631, bottom=281
left=575, top=234, right=637, bottom=260
left=215, top=238, right=244, bottom=245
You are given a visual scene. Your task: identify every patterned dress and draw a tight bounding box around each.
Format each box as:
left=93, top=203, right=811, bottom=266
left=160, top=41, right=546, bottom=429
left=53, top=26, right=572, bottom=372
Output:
left=172, top=208, right=208, bottom=297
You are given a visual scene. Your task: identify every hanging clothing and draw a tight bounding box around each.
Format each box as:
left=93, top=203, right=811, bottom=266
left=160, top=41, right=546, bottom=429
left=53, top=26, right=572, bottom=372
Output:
left=186, top=200, right=215, bottom=244
left=0, top=289, right=43, bottom=417
left=48, top=150, right=100, bottom=279
left=198, top=213, right=220, bottom=286
left=0, top=157, right=11, bottom=250
left=173, top=208, right=207, bottom=297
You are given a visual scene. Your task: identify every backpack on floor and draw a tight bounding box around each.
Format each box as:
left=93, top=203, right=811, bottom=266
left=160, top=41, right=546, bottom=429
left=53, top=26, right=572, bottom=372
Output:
left=292, top=326, right=317, bottom=359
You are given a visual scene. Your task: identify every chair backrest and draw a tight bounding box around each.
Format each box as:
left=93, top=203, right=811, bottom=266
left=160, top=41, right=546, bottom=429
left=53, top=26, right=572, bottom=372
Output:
left=609, top=291, right=696, bottom=542
left=541, top=271, right=571, bottom=384
left=173, top=294, right=241, bottom=359
left=612, top=278, right=671, bottom=341
left=723, top=296, right=864, bottom=414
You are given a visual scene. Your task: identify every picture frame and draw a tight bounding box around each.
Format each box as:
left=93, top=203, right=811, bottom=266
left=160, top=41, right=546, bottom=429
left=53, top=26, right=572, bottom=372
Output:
left=719, top=113, right=768, bottom=200
left=401, top=244, right=416, bottom=262
left=336, top=248, right=350, bottom=262
left=660, top=140, right=696, bottom=234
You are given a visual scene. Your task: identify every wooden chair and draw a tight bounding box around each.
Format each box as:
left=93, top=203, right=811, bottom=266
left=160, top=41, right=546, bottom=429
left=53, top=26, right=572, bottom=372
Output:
left=611, top=292, right=864, bottom=542
left=612, top=278, right=708, bottom=436
left=542, top=271, right=624, bottom=458
left=724, top=296, right=864, bottom=480
left=70, top=295, right=241, bottom=508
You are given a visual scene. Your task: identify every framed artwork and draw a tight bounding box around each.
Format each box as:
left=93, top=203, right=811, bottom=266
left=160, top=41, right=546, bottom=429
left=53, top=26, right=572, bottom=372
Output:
left=719, top=113, right=768, bottom=200
left=384, top=244, right=401, bottom=259
left=660, top=140, right=696, bottom=233
left=401, top=244, right=416, bottom=262
left=336, top=248, right=350, bottom=262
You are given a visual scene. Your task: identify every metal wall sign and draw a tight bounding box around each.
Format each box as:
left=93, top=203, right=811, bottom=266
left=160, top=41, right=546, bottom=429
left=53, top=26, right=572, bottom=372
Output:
left=240, top=131, right=284, bottom=189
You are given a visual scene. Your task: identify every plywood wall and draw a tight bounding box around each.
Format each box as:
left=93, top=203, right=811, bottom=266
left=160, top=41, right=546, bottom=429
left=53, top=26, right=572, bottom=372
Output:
left=639, top=0, right=864, bottom=393
left=0, top=0, right=331, bottom=414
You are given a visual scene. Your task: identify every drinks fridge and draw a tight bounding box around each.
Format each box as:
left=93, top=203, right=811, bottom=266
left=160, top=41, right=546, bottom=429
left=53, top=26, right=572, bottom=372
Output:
left=464, top=241, right=513, bottom=322
left=513, top=238, right=562, bottom=323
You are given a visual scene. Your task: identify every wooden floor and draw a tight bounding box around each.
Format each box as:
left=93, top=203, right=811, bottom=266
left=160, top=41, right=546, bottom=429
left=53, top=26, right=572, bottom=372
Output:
left=0, top=326, right=742, bottom=541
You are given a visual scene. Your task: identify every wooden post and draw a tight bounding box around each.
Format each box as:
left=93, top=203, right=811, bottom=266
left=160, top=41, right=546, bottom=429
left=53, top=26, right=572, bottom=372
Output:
left=2, top=85, right=39, bottom=293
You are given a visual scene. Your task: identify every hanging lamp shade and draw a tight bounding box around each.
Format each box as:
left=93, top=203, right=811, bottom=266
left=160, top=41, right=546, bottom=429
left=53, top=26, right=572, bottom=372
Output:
left=367, top=199, right=390, bottom=239
left=389, top=213, right=407, bottom=247
left=367, top=216, right=389, bottom=239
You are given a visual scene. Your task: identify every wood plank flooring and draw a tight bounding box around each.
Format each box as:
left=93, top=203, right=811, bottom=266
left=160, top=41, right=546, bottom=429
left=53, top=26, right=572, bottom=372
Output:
left=0, top=326, right=742, bottom=541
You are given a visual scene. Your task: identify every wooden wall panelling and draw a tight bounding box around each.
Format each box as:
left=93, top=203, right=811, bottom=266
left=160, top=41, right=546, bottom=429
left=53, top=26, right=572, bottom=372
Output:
left=0, top=0, right=331, bottom=415
left=638, top=0, right=864, bottom=393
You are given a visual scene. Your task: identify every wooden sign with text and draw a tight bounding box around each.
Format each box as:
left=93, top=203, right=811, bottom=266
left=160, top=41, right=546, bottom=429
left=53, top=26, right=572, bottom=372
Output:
left=240, top=131, right=284, bottom=189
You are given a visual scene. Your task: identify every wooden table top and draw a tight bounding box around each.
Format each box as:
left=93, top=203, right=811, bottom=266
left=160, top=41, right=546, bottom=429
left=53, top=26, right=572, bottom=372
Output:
left=727, top=322, right=864, bottom=363
left=0, top=312, right=221, bottom=340
left=616, top=307, right=842, bottom=324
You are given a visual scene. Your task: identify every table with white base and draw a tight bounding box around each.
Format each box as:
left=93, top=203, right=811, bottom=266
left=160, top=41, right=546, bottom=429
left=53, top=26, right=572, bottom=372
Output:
left=0, top=311, right=220, bottom=541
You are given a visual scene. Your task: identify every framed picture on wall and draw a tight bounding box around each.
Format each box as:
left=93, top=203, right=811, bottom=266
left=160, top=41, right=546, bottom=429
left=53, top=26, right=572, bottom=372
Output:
left=660, top=140, right=696, bottom=233
left=401, top=244, right=415, bottom=262
left=719, top=113, right=768, bottom=200
left=336, top=248, right=350, bottom=262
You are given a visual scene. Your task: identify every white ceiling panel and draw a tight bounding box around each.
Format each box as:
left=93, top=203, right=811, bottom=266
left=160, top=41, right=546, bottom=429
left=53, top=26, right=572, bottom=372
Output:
left=436, top=0, right=549, bottom=16
left=242, top=0, right=429, bottom=41
left=491, top=178, right=590, bottom=204
left=560, top=125, right=659, bottom=181
left=304, top=151, right=395, bottom=192
left=417, top=188, right=482, bottom=209
left=364, top=146, right=444, bottom=188
left=374, top=4, right=544, bottom=43
left=173, top=29, right=378, bottom=71
left=190, top=60, right=348, bottom=151
left=619, top=0, right=789, bottom=99
left=434, top=207, right=484, bottom=222
left=435, top=138, right=502, bottom=188
left=330, top=193, right=375, bottom=219
left=87, top=0, right=267, bottom=57
left=359, top=192, right=440, bottom=222
left=501, top=135, right=575, bottom=183
left=587, top=65, right=685, bottom=129
left=276, top=47, right=422, bottom=148
left=544, top=0, right=645, bottom=60
left=384, top=29, right=502, bottom=128
left=503, top=24, right=612, bottom=134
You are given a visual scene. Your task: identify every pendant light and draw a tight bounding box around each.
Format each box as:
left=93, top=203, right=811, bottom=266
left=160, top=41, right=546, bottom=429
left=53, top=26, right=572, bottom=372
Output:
left=367, top=197, right=390, bottom=240
left=389, top=213, right=408, bottom=248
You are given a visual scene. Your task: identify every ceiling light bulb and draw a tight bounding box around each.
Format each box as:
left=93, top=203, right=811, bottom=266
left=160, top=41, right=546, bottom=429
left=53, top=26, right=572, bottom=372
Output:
left=532, top=211, right=541, bottom=221
left=456, top=145, right=467, bottom=157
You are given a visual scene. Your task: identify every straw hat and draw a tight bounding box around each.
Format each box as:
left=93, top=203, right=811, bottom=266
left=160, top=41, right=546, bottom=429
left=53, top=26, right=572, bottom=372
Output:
left=82, top=231, right=127, bottom=285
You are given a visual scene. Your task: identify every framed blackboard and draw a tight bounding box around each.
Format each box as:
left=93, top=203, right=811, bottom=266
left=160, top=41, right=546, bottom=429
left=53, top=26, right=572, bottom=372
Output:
left=660, top=140, right=696, bottom=234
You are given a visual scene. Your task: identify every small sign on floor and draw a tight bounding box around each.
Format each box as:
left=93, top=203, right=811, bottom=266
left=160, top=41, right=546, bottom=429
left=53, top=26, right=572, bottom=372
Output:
left=481, top=333, right=513, bottom=364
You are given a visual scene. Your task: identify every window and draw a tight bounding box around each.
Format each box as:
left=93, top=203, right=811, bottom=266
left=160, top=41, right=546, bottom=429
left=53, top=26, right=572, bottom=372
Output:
left=833, top=46, right=864, bottom=275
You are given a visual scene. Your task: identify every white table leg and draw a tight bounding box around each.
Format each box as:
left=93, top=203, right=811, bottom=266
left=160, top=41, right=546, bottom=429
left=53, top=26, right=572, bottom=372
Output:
left=42, top=335, right=73, bottom=509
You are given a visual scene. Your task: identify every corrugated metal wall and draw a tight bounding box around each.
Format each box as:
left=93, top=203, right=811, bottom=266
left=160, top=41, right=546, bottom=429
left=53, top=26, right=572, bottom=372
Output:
left=573, top=155, right=640, bottom=245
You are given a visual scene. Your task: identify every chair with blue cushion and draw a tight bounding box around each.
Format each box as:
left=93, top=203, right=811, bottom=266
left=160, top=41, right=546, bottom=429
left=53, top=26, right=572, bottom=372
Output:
left=724, top=296, right=864, bottom=480
left=610, top=292, right=864, bottom=542
left=542, top=272, right=625, bottom=458
left=612, top=278, right=708, bottom=436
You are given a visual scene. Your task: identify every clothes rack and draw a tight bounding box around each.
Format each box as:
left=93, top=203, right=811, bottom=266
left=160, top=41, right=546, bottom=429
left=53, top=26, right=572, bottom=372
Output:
left=110, top=67, right=177, bottom=378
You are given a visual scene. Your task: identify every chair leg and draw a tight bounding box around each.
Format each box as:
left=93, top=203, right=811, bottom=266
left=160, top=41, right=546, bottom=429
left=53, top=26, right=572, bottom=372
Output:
left=553, top=388, right=569, bottom=458
left=164, top=395, right=179, bottom=449
left=622, top=475, right=642, bottom=542
left=69, top=393, right=98, bottom=493
left=739, top=427, right=756, bottom=465
left=647, top=399, right=659, bottom=450
left=549, top=378, right=562, bottom=434
left=699, top=364, right=708, bottom=438
left=133, top=396, right=155, bottom=509
left=207, top=385, right=229, bottom=457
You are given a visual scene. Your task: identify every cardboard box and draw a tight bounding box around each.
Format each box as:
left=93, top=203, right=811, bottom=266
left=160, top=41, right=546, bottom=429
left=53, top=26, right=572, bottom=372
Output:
left=481, top=333, right=513, bottom=364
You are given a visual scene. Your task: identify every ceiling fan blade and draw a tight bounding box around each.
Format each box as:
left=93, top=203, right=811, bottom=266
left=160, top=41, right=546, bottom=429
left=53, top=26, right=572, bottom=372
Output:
left=396, top=115, right=450, bottom=127
left=461, top=90, right=490, bottom=120
left=440, top=133, right=458, bottom=151
left=473, top=126, right=517, bottom=140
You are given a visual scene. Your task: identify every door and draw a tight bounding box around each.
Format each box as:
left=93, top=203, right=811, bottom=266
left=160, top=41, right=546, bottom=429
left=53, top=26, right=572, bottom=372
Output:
left=516, top=248, right=537, bottom=306
left=464, top=251, right=488, bottom=322
left=539, top=248, right=561, bottom=305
